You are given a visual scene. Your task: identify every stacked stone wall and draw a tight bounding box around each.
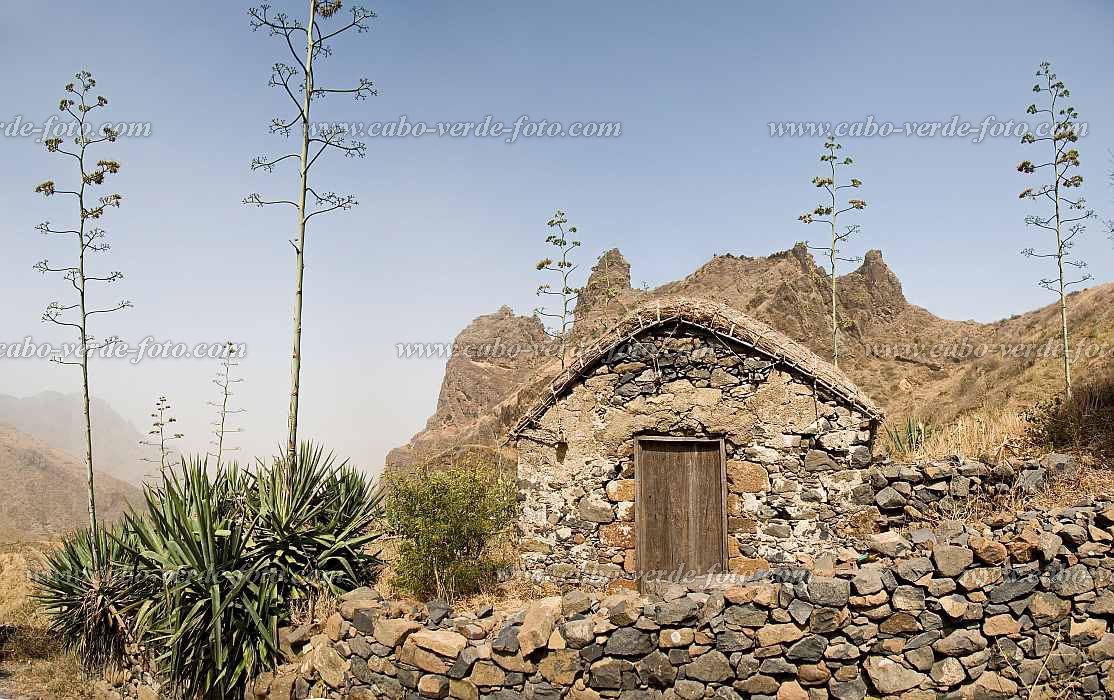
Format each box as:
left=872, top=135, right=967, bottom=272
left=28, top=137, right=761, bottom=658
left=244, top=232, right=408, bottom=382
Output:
left=214, top=494, right=1114, bottom=700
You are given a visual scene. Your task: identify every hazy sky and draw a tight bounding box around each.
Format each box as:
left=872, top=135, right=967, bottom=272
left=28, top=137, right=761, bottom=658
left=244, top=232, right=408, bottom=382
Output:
left=2, top=1, right=1112, bottom=474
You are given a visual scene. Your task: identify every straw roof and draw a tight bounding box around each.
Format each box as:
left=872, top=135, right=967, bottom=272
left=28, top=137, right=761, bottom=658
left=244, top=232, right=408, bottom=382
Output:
left=509, top=296, right=883, bottom=437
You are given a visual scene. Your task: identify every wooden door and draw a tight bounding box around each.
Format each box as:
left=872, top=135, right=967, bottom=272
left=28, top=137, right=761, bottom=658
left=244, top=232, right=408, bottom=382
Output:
left=636, top=438, right=726, bottom=590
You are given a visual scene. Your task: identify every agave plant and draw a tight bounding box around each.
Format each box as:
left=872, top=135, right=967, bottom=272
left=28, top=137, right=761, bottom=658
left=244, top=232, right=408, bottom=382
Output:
left=886, top=417, right=934, bottom=455
left=36, top=444, right=385, bottom=699
left=34, top=526, right=152, bottom=669
left=122, top=457, right=283, bottom=699
left=246, top=443, right=385, bottom=599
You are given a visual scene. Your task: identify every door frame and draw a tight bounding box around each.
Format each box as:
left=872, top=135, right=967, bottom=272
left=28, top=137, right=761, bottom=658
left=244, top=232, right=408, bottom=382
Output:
left=634, top=435, right=728, bottom=591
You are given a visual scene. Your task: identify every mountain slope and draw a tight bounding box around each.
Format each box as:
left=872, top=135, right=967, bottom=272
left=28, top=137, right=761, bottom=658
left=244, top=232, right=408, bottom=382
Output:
left=387, top=245, right=1114, bottom=470
left=0, top=392, right=147, bottom=485
left=0, top=425, right=140, bottom=542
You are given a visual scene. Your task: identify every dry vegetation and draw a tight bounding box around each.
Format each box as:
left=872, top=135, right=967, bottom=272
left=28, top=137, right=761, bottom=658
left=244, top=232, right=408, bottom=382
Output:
left=885, top=378, right=1114, bottom=523
left=0, top=543, right=93, bottom=699
left=885, top=374, right=1114, bottom=463
left=883, top=407, right=1028, bottom=463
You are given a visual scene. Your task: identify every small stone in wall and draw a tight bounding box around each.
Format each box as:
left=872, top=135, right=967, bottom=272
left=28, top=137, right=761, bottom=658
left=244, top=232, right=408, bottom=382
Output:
left=599, top=522, right=635, bottom=548
left=605, top=479, right=635, bottom=502
left=863, top=656, right=927, bottom=694
left=616, top=501, right=635, bottom=522
left=803, top=450, right=838, bottom=471
left=868, top=531, right=911, bottom=557
left=818, top=430, right=859, bottom=451
left=744, top=445, right=781, bottom=464
left=932, top=544, right=974, bottom=578
left=577, top=496, right=615, bottom=523
left=968, top=535, right=1008, bottom=565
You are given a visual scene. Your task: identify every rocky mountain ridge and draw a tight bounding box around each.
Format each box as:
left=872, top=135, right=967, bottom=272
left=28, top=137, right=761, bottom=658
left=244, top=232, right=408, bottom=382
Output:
left=387, top=245, right=1114, bottom=471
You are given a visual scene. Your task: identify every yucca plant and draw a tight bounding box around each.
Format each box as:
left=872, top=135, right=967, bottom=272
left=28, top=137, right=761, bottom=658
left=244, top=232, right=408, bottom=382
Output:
left=122, top=458, right=283, bottom=699
left=34, top=526, right=151, bottom=669
left=246, top=443, right=385, bottom=600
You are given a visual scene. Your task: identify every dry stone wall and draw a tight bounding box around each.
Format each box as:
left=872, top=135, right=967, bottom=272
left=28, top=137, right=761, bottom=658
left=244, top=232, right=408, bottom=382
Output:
left=514, top=326, right=878, bottom=587
left=229, top=492, right=1114, bottom=700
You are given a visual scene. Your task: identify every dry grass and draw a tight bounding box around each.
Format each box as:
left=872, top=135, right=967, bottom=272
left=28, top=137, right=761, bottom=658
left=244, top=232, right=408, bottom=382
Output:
left=450, top=574, right=563, bottom=616
left=287, top=588, right=340, bottom=628
left=0, top=543, right=94, bottom=699
left=1030, top=458, right=1114, bottom=509
left=885, top=397, right=1114, bottom=524
left=926, top=489, right=1018, bottom=526
left=883, top=407, right=1030, bottom=462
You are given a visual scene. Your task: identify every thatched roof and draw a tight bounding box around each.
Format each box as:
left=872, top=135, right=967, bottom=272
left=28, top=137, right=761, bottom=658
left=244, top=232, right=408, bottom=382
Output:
left=509, top=297, right=883, bottom=437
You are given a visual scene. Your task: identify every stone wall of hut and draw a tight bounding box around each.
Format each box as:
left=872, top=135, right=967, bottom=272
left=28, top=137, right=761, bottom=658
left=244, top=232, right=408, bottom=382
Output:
left=513, top=325, right=879, bottom=587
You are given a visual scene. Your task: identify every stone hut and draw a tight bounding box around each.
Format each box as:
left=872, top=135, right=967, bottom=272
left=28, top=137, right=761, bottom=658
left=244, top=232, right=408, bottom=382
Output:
left=508, top=297, right=884, bottom=590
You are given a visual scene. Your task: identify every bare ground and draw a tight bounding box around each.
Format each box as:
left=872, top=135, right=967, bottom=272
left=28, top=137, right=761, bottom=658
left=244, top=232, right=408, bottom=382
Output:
left=0, top=545, right=93, bottom=699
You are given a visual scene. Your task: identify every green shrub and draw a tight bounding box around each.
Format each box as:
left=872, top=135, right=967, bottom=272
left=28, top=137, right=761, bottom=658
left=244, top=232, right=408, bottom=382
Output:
left=385, top=457, right=518, bottom=599
left=36, top=443, right=385, bottom=700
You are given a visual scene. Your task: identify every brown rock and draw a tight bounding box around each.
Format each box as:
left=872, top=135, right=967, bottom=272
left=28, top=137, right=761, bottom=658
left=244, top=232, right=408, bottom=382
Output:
left=756, top=623, right=805, bottom=647
left=411, top=629, right=468, bottom=658
left=983, top=614, right=1021, bottom=637
left=863, top=656, right=927, bottom=694
left=1028, top=592, right=1071, bottom=626
left=880, top=612, right=921, bottom=634
left=968, top=536, right=1008, bottom=565
left=313, top=643, right=349, bottom=689
left=605, top=479, right=635, bottom=502
left=267, top=673, right=298, bottom=700
left=1069, top=618, right=1106, bottom=644
left=417, top=674, right=449, bottom=698
left=659, top=628, right=695, bottom=648
left=962, top=671, right=1018, bottom=699
left=518, top=597, right=563, bottom=655
left=598, top=522, right=635, bottom=549
left=932, top=544, right=974, bottom=578
left=449, top=679, right=479, bottom=700
left=777, top=680, right=809, bottom=700
left=401, top=637, right=452, bottom=674
left=375, top=618, right=422, bottom=648
left=491, top=649, right=535, bottom=673
left=933, top=629, right=988, bottom=657
left=324, top=612, right=345, bottom=641
left=539, top=649, right=582, bottom=685
left=727, top=461, right=770, bottom=493
left=469, top=660, right=507, bottom=687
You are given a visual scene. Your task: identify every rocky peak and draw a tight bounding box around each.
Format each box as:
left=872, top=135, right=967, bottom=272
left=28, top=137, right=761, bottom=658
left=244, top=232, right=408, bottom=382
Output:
left=842, top=249, right=907, bottom=311
left=788, top=241, right=821, bottom=274
left=577, top=248, right=632, bottom=312
left=425, top=308, right=548, bottom=431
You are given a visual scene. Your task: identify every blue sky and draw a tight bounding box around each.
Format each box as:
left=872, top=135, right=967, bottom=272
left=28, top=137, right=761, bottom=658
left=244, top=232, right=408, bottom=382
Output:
left=2, top=0, right=1112, bottom=473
